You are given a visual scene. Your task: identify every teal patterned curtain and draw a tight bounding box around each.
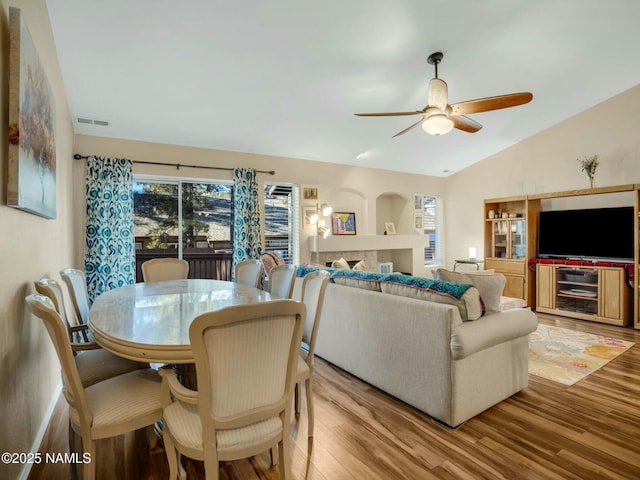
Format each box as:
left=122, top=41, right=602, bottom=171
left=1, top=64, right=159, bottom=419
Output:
left=233, top=168, right=262, bottom=272
left=84, top=156, right=136, bottom=302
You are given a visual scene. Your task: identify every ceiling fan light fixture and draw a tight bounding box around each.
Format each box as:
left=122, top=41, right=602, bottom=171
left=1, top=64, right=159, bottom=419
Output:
left=422, top=114, right=454, bottom=136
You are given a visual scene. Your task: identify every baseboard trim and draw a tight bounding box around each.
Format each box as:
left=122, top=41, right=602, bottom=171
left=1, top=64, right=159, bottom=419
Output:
left=18, top=380, right=62, bottom=480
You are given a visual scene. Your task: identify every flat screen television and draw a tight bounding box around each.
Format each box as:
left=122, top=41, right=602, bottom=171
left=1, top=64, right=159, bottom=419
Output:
left=537, top=207, right=635, bottom=261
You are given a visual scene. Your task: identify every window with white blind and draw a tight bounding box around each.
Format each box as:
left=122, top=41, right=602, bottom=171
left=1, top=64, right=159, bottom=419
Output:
left=423, top=195, right=442, bottom=266
left=263, top=183, right=299, bottom=265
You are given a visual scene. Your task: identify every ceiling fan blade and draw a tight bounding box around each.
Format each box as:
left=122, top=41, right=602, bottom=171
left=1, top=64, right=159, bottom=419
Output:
left=450, top=92, right=533, bottom=115
left=392, top=118, right=424, bottom=138
left=451, top=115, right=482, bottom=133
left=354, top=111, right=425, bottom=117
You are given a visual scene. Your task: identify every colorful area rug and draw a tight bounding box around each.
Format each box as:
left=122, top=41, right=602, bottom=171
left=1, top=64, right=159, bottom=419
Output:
left=529, top=324, right=634, bottom=385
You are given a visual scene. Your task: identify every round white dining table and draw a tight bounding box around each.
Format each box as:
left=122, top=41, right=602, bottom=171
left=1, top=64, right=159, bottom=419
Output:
left=89, top=279, right=273, bottom=364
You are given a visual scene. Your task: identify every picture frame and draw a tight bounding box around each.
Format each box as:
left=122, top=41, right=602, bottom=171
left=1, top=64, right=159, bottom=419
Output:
left=7, top=7, right=57, bottom=219
left=384, top=222, right=396, bottom=235
left=332, top=212, right=356, bottom=235
left=413, top=194, right=423, bottom=211
left=302, top=186, right=318, bottom=201
left=302, top=204, right=317, bottom=229
left=414, top=213, right=424, bottom=232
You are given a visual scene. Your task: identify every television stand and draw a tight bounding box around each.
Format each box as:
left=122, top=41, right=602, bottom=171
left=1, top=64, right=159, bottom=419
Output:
left=536, top=262, right=631, bottom=326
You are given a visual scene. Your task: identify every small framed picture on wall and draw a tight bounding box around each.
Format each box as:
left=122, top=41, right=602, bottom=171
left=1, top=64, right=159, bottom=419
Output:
left=414, top=213, right=423, bottom=232
left=302, top=186, right=318, bottom=201
left=332, top=212, right=356, bottom=235
left=413, top=194, right=423, bottom=211
left=302, top=205, right=317, bottom=229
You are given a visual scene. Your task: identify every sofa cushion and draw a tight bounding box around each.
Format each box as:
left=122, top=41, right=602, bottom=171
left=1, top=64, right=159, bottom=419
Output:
left=352, top=260, right=366, bottom=271
left=331, top=257, right=350, bottom=269
left=330, top=269, right=385, bottom=292
left=379, top=274, right=483, bottom=321
left=435, top=269, right=506, bottom=314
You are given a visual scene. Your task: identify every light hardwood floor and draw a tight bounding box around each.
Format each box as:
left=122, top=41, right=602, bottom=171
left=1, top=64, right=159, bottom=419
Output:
left=28, top=313, right=640, bottom=480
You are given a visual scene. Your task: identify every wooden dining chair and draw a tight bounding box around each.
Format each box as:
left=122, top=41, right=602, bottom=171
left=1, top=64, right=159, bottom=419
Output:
left=159, top=300, right=305, bottom=480
left=59, top=268, right=91, bottom=325
left=234, top=259, right=263, bottom=288
left=25, top=294, right=163, bottom=480
left=294, top=270, right=330, bottom=437
left=34, top=278, right=147, bottom=388
left=268, top=264, right=296, bottom=299
left=142, top=258, right=189, bottom=282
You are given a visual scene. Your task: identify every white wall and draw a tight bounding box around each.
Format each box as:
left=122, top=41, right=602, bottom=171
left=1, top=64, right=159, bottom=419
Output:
left=73, top=135, right=447, bottom=277
left=444, top=84, right=640, bottom=268
left=0, top=1, right=75, bottom=479
left=75, top=83, right=640, bottom=277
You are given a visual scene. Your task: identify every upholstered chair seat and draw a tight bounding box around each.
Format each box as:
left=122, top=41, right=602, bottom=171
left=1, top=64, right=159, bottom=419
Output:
left=74, top=348, right=149, bottom=388
left=35, top=277, right=147, bottom=388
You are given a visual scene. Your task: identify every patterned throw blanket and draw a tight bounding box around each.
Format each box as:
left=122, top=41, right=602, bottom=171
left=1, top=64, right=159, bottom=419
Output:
left=379, top=273, right=472, bottom=299
left=296, top=265, right=472, bottom=300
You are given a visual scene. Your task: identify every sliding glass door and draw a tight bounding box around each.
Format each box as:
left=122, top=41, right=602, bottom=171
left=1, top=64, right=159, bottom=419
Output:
left=133, top=179, right=233, bottom=281
left=132, top=178, right=298, bottom=281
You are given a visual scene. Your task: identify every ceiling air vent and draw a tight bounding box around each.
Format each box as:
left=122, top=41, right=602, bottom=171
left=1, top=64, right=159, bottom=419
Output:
left=76, top=117, right=109, bottom=126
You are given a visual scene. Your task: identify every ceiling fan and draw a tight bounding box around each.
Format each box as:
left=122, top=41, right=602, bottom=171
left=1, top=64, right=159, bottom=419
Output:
left=355, top=52, right=533, bottom=137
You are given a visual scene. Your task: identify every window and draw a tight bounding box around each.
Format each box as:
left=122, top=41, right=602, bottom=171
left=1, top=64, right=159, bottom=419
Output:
left=264, top=183, right=299, bottom=264
left=422, top=195, right=442, bottom=266
left=133, top=181, right=180, bottom=251
left=132, top=177, right=300, bottom=281
left=181, top=182, right=233, bottom=252
left=133, top=178, right=233, bottom=281
left=133, top=179, right=232, bottom=254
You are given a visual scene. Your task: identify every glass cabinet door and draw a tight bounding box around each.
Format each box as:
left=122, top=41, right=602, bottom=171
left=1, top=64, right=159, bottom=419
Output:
left=510, top=219, right=526, bottom=259
left=493, top=221, right=508, bottom=258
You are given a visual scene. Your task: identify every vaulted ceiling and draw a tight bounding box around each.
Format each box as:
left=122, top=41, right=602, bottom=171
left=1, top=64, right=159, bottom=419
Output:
left=46, top=0, right=640, bottom=176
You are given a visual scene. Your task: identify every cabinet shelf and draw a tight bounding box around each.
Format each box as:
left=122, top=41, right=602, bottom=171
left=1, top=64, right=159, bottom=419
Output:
left=557, top=280, right=597, bottom=288
left=557, top=293, right=598, bottom=301
left=485, top=217, right=526, bottom=222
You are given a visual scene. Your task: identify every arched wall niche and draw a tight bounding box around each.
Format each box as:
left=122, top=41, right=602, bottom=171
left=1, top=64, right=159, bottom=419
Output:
left=323, top=187, right=367, bottom=233
left=376, top=192, right=411, bottom=234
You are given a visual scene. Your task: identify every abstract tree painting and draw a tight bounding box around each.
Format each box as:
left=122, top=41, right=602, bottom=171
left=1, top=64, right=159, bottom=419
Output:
left=7, top=7, right=57, bottom=219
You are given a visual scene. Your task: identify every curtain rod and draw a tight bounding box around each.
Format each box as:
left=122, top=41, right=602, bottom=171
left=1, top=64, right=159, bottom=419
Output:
left=73, top=154, right=275, bottom=175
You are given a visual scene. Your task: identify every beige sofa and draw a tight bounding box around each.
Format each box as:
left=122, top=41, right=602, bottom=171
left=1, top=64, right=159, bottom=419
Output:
left=292, top=271, right=537, bottom=427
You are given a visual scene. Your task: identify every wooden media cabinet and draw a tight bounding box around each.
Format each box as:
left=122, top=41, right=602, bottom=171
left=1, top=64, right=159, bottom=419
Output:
left=536, top=263, right=631, bottom=326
